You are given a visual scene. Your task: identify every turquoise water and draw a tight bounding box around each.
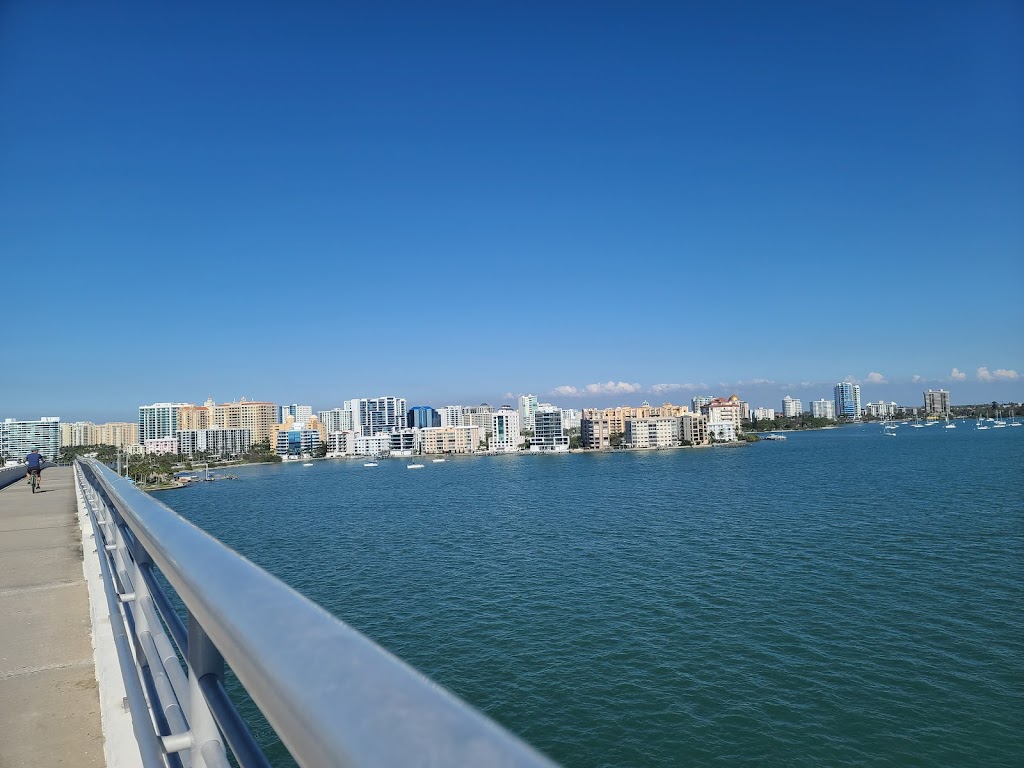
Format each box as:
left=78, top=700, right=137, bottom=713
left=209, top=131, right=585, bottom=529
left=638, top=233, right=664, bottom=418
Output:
left=163, top=424, right=1024, bottom=767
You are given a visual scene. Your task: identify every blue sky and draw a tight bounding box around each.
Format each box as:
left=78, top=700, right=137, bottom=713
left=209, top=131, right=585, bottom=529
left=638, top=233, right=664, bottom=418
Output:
left=1, top=1, right=1021, bottom=422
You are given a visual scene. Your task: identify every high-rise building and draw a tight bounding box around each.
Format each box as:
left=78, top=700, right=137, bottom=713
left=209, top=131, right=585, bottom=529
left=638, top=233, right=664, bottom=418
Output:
left=348, top=397, right=407, bottom=436
left=318, top=408, right=354, bottom=433
left=810, top=399, right=836, bottom=420
left=178, top=402, right=212, bottom=431
left=212, top=399, right=277, bottom=445
left=407, top=406, right=441, bottom=429
left=781, top=396, right=802, bottom=417
left=518, top=394, right=539, bottom=431
left=139, top=403, right=189, bottom=444
left=1, top=417, right=61, bottom=461
left=559, top=408, right=581, bottom=431
left=437, top=406, right=465, bottom=428
left=681, top=412, right=709, bottom=446
left=489, top=407, right=522, bottom=453
left=707, top=396, right=744, bottom=432
left=923, top=389, right=951, bottom=418
left=865, top=401, right=899, bottom=418
left=625, top=417, right=681, bottom=449
left=752, top=407, right=776, bottom=420
left=176, top=428, right=251, bottom=458
left=278, top=404, right=313, bottom=425
left=692, top=397, right=716, bottom=415
left=530, top=407, right=569, bottom=452
left=421, top=425, right=482, bottom=454
left=833, top=382, right=861, bottom=420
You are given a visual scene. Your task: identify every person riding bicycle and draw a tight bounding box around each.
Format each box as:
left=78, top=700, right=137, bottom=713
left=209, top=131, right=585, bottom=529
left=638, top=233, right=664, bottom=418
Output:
left=25, top=449, right=44, bottom=490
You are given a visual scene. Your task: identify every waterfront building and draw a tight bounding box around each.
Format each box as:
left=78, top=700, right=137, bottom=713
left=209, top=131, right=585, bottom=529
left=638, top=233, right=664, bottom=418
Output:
left=708, top=422, right=737, bottom=442
left=176, top=428, right=251, bottom=458
left=212, top=399, right=277, bottom=444
left=518, top=394, right=539, bottom=431
left=530, top=407, right=569, bottom=452
left=707, top=396, right=744, bottom=433
left=1, top=417, right=61, bottom=462
left=810, top=399, right=836, bottom=420
left=144, top=437, right=179, bottom=455
left=924, top=389, right=951, bottom=418
left=421, top=425, right=482, bottom=454
left=437, top=406, right=465, bottom=428
left=278, top=404, right=313, bottom=425
left=465, top=404, right=495, bottom=436
left=325, top=430, right=357, bottom=456
left=581, top=410, right=613, bottom=449
left=348, top=396, right=407, bottom=436
left=353, top=433, right=390, bottom=457
left=781, top=396, right=802, bottom=417
left=389, top=428, right=422, bottom=456
left=833, top=383, right=862, bottom=420
left=318, top=408, right=354, bottom=433
left=681, top=412, right=709, bottom=446
left=865, top=401, right=899, bottom=418
left=752, top=407, right=775, bottom=421
left=625, top=417, right=681, bottom=449
left=407, top=406, right=441, bottom=429
left=559, top=408, right=581, bottom=431
left=692, top=395, right=714, bottom=414
left=489, top=407, right=522, bottom=453
left=139, top=403, right=189, bottom=444
left=273, top=425, right=320, bottom=458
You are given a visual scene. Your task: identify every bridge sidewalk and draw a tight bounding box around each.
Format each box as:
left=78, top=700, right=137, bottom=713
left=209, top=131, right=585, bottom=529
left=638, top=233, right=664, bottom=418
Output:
left=0, top=467, right=103, bottom=766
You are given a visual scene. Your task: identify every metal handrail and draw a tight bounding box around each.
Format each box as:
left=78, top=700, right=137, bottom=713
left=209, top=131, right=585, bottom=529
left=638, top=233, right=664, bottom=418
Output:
left=77, top=458, right=555, bottom=768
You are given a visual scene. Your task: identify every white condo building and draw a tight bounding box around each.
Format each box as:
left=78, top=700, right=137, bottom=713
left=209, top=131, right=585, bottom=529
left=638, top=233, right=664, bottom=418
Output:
left=490, top=407, right=522, bottom=453
left=176, top=429, right=251, bottom=458
left=279, top=404, right=313, bottom=425
left=810, top=399, right=836, bottom=420
left=318, top=408, right=354, bottom=433
left=518, top=394, right=539, bottom=431
left=559, top=408, right=581, bottom=431
left=752, top=407, right=776, bottom=420
left=437, top=406, right=466, bottom=428
left=1, top=417, right=61, bottom=462
left=781, top=396, right=802, bottom=417
left=347, top=397, right=407, bottom=436
left=139, top=403, right=189, bottom=444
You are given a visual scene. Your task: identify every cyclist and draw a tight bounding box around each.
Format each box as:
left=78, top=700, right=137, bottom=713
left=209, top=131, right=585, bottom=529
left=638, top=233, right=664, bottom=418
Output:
left=25, top=449, right=44, bottom=490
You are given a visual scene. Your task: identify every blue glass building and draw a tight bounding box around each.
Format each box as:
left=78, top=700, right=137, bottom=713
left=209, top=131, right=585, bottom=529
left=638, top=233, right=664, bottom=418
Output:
left=407, top=406, right=441, bottom=429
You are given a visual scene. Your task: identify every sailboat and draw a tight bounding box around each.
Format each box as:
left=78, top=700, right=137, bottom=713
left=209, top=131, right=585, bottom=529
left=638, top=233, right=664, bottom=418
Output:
left=1010, top=410, right=1021, bottom=427
left=944, top=415, right=956, bottom=429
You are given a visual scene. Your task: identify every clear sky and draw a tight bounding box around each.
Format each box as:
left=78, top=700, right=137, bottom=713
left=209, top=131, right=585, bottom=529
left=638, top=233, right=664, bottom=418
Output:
left=2, top=1, right=1022, bottom=422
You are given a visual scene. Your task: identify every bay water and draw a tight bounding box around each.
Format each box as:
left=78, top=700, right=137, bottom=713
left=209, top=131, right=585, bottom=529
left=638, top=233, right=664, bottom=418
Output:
left=162, top=423, right=1023, bottom=766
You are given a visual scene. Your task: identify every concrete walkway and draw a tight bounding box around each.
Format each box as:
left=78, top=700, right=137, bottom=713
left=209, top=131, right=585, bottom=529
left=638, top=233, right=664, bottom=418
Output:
left=0, top=467, right=103, bottom=766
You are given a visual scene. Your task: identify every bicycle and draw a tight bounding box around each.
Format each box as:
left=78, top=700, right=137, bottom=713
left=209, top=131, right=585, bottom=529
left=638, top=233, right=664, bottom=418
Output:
left=29, top=470, right=40, bottom=493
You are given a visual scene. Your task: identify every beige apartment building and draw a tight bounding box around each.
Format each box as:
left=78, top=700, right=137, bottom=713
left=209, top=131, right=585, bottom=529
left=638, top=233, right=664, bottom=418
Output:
left=581, top=402, right=689, bottom=448
left=208, top=399, right=276, bottom=444
left=681, top=412, right=708, bottom=446
left=707, top=396, right=743, bottom=432
left=178, top=402, right=212, bottom=431
left=61, top=421, right=139, bottom=448
left=421, top=425, right=482, bottom=454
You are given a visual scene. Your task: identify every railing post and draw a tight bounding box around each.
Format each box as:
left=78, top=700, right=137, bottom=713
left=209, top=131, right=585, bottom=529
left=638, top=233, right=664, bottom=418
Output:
left=187, top=612, right=229, bottom=768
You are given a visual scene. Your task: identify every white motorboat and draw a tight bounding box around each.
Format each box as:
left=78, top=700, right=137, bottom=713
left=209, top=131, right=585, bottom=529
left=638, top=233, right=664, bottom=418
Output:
left=431, top=458, right=446, bottom=463
left=407, top=463, right=425, bottom=469
left=363, top=462, right=378, bottom=467
left=302, top=463, right=314, bottom=467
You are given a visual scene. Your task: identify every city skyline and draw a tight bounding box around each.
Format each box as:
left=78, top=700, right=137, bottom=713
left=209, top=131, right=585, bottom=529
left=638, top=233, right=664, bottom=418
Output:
left=1, top=2, right=1021, bottom=420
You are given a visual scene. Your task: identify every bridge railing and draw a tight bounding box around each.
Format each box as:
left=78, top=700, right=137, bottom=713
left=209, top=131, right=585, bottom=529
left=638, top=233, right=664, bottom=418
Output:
left=74, top=458, right=555, bottom=768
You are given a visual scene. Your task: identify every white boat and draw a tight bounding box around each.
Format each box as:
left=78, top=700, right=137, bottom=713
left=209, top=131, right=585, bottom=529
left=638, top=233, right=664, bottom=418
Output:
left=302, top=463, right=314, bottom=467
left=944, top=416, right=956, bottom=429
left=762, top=433, right=786, bottom=441
left=885, top=431, right=897, bottom=437
left=431, top=458, right=446, bottom=463
left=407, top=463, right=425, bottom=469
left=363, top=462, right=378, bottom=467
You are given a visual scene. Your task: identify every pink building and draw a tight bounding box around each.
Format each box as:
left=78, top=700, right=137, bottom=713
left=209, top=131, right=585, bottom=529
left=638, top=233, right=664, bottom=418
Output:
left=144, top=437, right=179, bottom=455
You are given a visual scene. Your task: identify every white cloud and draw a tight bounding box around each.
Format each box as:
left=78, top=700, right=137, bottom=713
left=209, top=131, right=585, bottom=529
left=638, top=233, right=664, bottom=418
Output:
left=866, top=371, right=886, bottom=384
left=977, top=366, right=1019, bottom=382
left=549, top=381, right=643, bottom=397
left=551, top=385, right=580, bottom=396
left=912, top=374, right=922, bottom=383
left=843, top=374, right=860, bottom=384
left=650, top=382, right=705, bottom=394
left=950, top=368, right=967, bottom=381
left=584, top=381, right=642, bottom=395
left=503, top=392, right=516, bottom=400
